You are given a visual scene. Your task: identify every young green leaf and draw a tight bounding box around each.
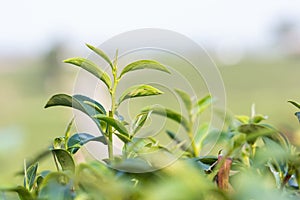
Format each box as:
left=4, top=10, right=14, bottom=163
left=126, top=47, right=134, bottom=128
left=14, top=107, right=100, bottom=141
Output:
left=64, top=57, right=112, bottom=89
left=235, top=115, right=250, bottom=124
left=131, top=112, right=151, bottom=135
left=25, top=163, right=38, bottom=191
left=93, top=114, right=130, bottom=143
left=118, top=84, right=163, bottom=105
left=194, top=123, right=209, bottom=153
left=142, top=106, right=190, bottom=132
left=175, top=89, right=192, bottom=112
left=252, top=114, right=268, bottom=124
left=86, top=43, right=114, bottom=69
left=64, top=118, right=74, bottom=142
left=67, top=133, right=107, bottom=154
left=119, top=60, right=170, bottom=78
left=196, top=95, right=212, bottom=115
left=52, top=149, right=75, bottom=172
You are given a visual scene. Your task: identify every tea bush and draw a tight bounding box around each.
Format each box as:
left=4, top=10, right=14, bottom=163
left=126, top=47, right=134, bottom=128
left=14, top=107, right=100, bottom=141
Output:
left=1, top=44, right=300, bottom=200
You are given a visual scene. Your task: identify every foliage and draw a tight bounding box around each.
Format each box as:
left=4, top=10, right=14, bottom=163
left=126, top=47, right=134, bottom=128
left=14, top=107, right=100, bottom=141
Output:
left=2, top=45, right=300, bottom=199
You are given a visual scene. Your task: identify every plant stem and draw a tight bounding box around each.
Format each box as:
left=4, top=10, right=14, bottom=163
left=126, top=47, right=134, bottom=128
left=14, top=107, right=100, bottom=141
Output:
left=188, top=112, right=198, bottom=157
left=107, top=62, right=119, bottom=161
left=188, top=128, right=198, bottom=157
left=108, top=111, right=114, bottom=160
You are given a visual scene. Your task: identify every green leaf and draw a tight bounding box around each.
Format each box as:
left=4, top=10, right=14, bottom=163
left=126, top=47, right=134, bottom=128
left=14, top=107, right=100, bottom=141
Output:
left=235, top=115, right=250, bottom=124
left=288, top=100, right=300, bottom=109
left=45, top=94, right=106, bottom=116
left=131, top=112, right=151, bottom=135
left=64, top=118, right=74, bottom=141
left=166, top=130, right=191, bottom=152
left=67, top=133, right=107, bottom=154
left=118, top=84, right=163, bottom=105
left=175, top=89, right=192, bottom=112
left=252, top=114, right=268, bottom=123
left=26, top=162, right=38, bottom=190
left=93, top=114, right=130, bottom=143
left=86, top=43, right=114, bottom=69
left=194, top=123, right=209, bottom=152
left=38, top=172, right=74, bottom=200
left=110, top=158, right=153, bottom=172
left=196, top=95, right=212, bottom=115
left=119, top=60, right=170, bottom=78
left=74, top=94, right=106, bottom=115
left=64, top=57, right=112, bottom=89
left=45, top=94, right=106, bottom=133
left=52, top=149, right=75, bottom=172
left=238, top=124, right=273, bottom=144
left=142, top=106, right=190, bottom=132
left=0, top=186, right=33, bottom=200
left=166, top=130, right=182, bottom=144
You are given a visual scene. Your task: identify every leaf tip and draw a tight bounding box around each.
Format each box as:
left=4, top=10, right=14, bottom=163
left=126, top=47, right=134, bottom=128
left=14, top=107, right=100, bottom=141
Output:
left=85, top=43, right=94, bottom=50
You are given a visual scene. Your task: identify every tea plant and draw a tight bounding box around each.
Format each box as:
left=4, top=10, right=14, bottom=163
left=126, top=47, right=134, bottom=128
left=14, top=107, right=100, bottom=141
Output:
left=45, top=44, right=171, bottom=162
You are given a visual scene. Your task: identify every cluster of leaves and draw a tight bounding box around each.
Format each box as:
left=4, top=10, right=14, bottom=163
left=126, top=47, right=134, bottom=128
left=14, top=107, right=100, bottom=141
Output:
left=2, top=45, right=300, bottom=199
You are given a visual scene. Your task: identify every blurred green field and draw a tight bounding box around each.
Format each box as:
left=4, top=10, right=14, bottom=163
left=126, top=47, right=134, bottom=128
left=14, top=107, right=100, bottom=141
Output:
left=0, top=56, right=300, bottom=185
left=219, top=58, right=300, bottom=132
left=0, top=65, right=75, bottom=185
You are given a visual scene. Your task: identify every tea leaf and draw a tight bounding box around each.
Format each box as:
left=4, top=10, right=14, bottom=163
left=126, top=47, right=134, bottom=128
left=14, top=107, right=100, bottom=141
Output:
left=196, top=95, right=212, bottom=115
left=64, top=57, right=112, bottom=89
left=45, top=94, right=106, bottom=116
left=64, top=118, right=74, bottom=141
left=142, top=106, right=190, bottom=131
left=86, top=43, right=113, bottom=69
left=119, top=60, right=170, bottom=78
left=26, top=162, right=38, bottom=190
left=67, top=133, right=107, bottom=154
left=73, top=94, right=106, bottom=115
left=175, top=89, right=192, bottom=112
left=27, top=163, right=39, bottom=190
left=194, top=123, right=209, bottom=152
left=238, top=124, right=273, bottom=144
left=252, top=114, right=268, bottom=123
left=38, top=172, right=74, bottom=200
left=52, top=149, right=75, bottom=172
left=45, top=94, right=106, bottom=133
left=132, top=112, right=151, bottom=135
left=235, top=115, right=249, bottom=124
left=118, top=84, right=163, bottom=105
left=93, top=114, right=130, bottom=142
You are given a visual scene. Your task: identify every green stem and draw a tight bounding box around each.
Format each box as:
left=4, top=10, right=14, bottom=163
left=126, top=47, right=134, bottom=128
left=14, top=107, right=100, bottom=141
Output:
left=188, top=112, right=198, bottom=157
left=188, top=129, right=198, bottom=157
left=107, top=64, right=119, bottom=161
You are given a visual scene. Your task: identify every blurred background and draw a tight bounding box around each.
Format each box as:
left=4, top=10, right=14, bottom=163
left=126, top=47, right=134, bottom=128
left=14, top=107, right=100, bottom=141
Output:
left=1, top=0, right=300, bottom=184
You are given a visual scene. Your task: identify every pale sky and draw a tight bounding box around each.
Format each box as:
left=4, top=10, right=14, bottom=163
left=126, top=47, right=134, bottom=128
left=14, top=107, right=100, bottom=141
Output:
left=1, top=0, right=300, bottom=56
